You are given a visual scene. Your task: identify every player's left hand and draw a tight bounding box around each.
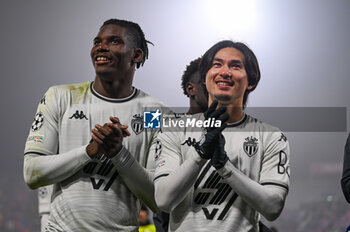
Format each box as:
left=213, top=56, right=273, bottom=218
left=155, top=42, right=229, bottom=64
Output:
left=109, top=116, right=131, bottom=137
left=195, top=100, right=229, bottom=159
left=91, top=117, right=130, bottom=158
left=211, top=133, right=228, bottom=169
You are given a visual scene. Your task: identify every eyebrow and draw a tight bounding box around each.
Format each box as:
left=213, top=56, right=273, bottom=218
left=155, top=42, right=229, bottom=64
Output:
left=93, top=35, right=123, bottom=41
left=213, top=58, right=243, bottom=64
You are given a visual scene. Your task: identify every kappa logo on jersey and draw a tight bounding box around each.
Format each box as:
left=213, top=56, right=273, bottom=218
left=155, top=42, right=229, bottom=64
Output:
left=69, top=110, right=88, bottom=120
left=40, top=95, right=46, bottom=105
left=278, top=133, right=287, bottom=142
left=154, top=139, right=162, bottom=160
left=194, top=162, right=238, bottom=220
left=131, top=114, right=144, bottom=135
left=181, top=137, right=198, bottom=147
left=31, top=112, right=44, bottom=132
left=143, top=110, right=161, bottom=129
left=243, top=136, right=259, bottom=157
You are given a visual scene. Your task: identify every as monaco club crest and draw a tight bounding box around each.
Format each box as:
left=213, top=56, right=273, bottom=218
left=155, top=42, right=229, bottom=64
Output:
left=131, top=114, right=144, bottom=135
left=243, top=136, right=259, bottom=157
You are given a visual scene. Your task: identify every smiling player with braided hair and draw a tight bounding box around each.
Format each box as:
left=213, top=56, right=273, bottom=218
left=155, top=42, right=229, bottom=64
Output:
left=24, top=18, right=167, bottom=232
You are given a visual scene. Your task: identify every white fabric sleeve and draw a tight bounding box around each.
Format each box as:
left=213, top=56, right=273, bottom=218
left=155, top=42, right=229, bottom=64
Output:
left=217, top=160, right=287, bottom=221
left=24, top=87, right=61, bottom=157
left=23, top=145, right=91, bottom=189
left=110, top=145, right=159, bottom=212
left=154, top=152, right=207, bottom=213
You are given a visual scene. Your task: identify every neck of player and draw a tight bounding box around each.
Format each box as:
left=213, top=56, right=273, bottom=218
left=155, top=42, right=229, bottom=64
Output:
left=187, top=100, right=206, bottom=115
left=93, top=75, right=134, bottom=99
left=211, top=98, right=245, bottom=124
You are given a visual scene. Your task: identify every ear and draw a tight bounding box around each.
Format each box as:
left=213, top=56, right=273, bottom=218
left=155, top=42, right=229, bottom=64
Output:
left=132, top=48, right=143, bottom=64
left=186, top=82, right=195, bottom=96
left=247, top=84, right=255, bottom=91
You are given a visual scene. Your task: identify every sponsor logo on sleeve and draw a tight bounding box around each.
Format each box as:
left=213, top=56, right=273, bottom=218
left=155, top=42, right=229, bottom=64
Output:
left=27, top=135, right=44, bottom=142
left=157, top=160, right=166, bottom=167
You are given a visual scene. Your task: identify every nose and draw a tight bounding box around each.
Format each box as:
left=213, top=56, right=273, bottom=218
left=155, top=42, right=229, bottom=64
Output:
left=97, top=42, right=109, bottom=52
left=219, top=65, right=231, bottom=78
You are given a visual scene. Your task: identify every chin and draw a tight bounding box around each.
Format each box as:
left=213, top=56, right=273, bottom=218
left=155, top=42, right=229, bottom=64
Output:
left=215, top=94, right=232, bottom=103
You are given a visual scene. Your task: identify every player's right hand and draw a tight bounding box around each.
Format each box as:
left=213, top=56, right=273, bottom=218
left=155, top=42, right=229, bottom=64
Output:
left=211, top=133, right=228, bottom=169
left=90, top=117, right=130, bottom=158
left=195, top=100, right=229, bottom=159
left=109, top=116, right=131, bottom=137
left=86, top=140, right=105, bottom=159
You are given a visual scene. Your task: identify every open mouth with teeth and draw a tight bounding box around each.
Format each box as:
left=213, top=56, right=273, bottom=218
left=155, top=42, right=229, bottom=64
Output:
left=95, top=56, right=111, bottom=64
left=216, top=81, right=234, bottom=87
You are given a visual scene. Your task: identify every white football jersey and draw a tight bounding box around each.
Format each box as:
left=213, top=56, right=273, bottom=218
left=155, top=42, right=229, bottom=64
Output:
left=153, top=113, right=290, bottom=232
left=24, top=81, right=166, bottom=232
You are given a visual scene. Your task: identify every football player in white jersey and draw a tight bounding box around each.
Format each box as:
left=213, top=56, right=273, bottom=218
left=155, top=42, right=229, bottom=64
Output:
left=341, top=132, right=350, bottom=203
left=181, top=57, right=208, bottom=115
left=153, top=57, right=210, bottom=232
left=153, top=40, right=290, bottom=232
left=24, top=19, right=166, bottom=232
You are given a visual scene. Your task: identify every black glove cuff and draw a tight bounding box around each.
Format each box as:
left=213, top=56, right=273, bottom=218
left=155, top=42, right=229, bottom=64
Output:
left=213, top=154, right=229, bottom=170
left=194, top=143, right=210, bottom=160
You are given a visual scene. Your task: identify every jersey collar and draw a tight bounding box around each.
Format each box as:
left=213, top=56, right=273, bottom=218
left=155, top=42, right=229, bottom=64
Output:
left=90, top=82, right=139, bottom=103
left=226, top=113, right=248, bottom=128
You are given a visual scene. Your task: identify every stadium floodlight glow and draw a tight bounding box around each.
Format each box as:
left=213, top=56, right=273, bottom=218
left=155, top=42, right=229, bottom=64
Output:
left=202, top=0, right=256, bottom=37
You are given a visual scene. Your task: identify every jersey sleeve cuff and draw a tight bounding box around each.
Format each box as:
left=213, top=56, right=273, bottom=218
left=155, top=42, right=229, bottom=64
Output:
left=110, top=146, right=131, bottom=168
left=80, top=145, right=93, bottom=162
left=189, top=150, right=207, bottom=165
left=217, top=160, right=235, bottom=179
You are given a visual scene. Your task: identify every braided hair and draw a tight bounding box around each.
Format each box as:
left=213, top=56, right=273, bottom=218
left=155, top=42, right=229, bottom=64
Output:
left=101, top=19, right=153, bottom=68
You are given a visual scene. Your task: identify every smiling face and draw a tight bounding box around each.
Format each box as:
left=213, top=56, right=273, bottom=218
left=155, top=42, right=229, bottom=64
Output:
left=205, top=47, right=253, bottom=107
left=90, top=24, right=142, bottom=81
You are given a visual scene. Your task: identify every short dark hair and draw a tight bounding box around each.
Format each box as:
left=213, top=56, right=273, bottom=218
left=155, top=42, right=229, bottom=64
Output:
left=101, top=19, right=153, bottom=69
left=199, top=40, right=260, bottom=109
left=181, top=57, right=202, bottom=97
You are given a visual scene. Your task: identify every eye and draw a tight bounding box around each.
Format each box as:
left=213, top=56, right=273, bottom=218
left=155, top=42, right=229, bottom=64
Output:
left=212, top=62, right=221, bottom=67
left=231, top=63, right=242, bottom=69
left=111, top=39, right=121, bottom=45
left=93, top=40, right=101, bottom=46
